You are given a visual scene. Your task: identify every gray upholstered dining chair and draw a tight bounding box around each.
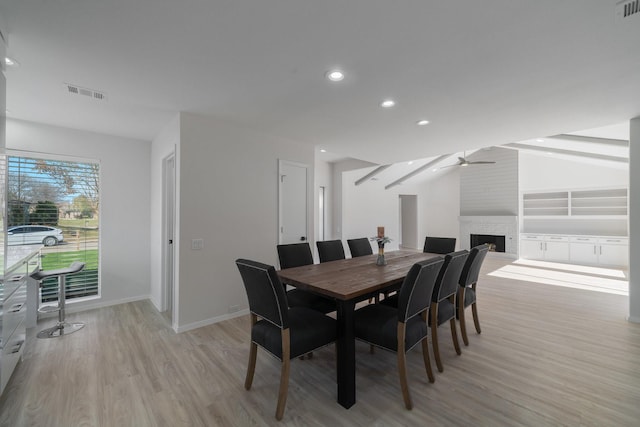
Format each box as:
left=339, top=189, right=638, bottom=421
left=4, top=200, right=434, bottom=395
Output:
left=429, top=250, right=468, bottom=372
left=277, top=243, right=335, bottom=314
left=347, top=237, right=373, bottom=258
left=316, top=239, right=346, bottom=263
left=423, top=236, right=457, bottom=254
left=235, top=259, right=337, bottom=420
left=354, top=257, right=444, bottom=409
left=457, top=244, right=490, bottom=345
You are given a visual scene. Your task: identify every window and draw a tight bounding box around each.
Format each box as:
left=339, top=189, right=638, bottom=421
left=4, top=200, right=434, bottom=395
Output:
left=7, top=154, right=100, bottom=303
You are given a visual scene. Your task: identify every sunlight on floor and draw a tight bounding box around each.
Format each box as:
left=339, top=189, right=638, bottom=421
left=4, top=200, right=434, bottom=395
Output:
left=488, top=259, right=629, bottom=296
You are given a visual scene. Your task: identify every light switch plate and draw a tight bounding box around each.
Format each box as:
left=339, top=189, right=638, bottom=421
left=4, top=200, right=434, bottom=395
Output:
left=191, top=238, right=204, bottom=250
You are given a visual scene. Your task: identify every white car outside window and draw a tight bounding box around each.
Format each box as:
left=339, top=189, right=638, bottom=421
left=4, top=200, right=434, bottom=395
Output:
left=7, top=225, right=65, bottom=246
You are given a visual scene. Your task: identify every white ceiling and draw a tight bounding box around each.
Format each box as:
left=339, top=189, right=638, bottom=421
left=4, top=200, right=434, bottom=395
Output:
left=2, top=1, right=639, bottom=164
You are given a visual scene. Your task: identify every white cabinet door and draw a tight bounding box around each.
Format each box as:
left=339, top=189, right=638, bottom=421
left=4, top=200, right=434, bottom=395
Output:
left=520, top=239, right=544, bottom=260
left=598, top=243, right=629, bottom=267
left=570, top=242, right=598, bottom=265
left=544, top=241, right=569, bottom=262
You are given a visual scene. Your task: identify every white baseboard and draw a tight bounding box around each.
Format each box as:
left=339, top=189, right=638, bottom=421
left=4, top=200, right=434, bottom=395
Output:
left=627, top=315, right=640, bottom=324
left=36, top=295, right=151, bottom=321
left=175, top=308, right=250, bottom=333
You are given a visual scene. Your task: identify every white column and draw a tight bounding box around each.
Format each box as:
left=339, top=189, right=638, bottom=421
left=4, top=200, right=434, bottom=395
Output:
left=629, top=117, right=640, bottom=322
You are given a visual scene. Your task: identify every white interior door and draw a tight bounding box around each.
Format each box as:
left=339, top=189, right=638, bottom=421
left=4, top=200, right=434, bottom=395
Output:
left=279, top=160, right=308, bottom=244
left=399, top=194, right=418, bottom=249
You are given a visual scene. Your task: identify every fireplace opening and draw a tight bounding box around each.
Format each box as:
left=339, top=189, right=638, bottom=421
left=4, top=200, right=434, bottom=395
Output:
left=470, top=234, right=505, bottom=252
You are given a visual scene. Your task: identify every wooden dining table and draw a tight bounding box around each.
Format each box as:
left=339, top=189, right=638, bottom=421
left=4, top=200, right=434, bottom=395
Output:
left=277, top=250, right=442, bottom=409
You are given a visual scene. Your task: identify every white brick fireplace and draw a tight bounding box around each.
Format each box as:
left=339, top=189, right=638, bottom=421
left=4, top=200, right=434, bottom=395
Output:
left=459, top=216, right=518, bottom=256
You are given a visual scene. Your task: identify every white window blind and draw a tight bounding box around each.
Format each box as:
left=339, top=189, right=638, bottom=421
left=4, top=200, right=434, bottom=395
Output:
left=7, top=155, right=100, bottom=302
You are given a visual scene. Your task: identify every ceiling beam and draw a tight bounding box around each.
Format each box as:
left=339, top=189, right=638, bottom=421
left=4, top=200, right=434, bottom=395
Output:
left=548, top=134, right=629, bottom=147
left=385, top=154, right=452, bottom=190
left=504, top=143, right=628, bottom=163
left=354, top=165, right=391, bottom=186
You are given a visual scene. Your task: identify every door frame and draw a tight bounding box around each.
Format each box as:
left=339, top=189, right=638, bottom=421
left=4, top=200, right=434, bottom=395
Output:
left=278, top=159, right=310, bottom=245
left=161, top=152, right=176, bottom=321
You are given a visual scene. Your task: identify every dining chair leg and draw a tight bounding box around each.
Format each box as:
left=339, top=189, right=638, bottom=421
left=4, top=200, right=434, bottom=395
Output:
left=430, top=302, right=443, bottom=373
left=472, top=303, right=481, bottom=333
left=421, top=310, right=435, bottom=383
left=449, top=295, right=461, bottom=355
left=420, top=337, right=435, bottom=383
left=276, top=329, right=291, bottom=421
left=458, top=288, right=469, bottom=346
left=471, top=284, right=481, bottom=334
left=397, top=323, right=412, bottom=410
left=245, top=314, right=258, bottom=390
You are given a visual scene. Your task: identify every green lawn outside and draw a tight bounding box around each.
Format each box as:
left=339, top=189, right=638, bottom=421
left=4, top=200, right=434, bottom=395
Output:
left=41, top=248, right=99, bottom=270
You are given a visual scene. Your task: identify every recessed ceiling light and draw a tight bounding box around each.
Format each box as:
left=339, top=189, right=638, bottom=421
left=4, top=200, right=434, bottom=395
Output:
left=432, top=169, right=438, bottom=172
left=326, top=70, right=344, bottom=82
left=380, top=99, right=395, bottom=108
left=4, top=57, right=19, bottom=67
left=536, top=138, right=544, bottom=142
left=320, top=149, right=327, bottom=153
left=416, top=120, right=430, bottom=126
left=408, top=161, right=414, bottom=165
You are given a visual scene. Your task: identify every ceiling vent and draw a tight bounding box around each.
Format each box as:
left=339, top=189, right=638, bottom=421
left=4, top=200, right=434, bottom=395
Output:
left=65, top=83, right=107, bottom=102
left=616, top=0, right=640, bottom=20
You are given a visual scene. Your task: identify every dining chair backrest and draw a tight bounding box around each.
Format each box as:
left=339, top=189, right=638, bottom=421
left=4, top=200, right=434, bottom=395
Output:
left=347, top=238, right=373, bottom=258
left=423, top=236, right=457, bottom=254
left=235, top=259, right=288, bottom=329
left=396, top=257, right=444, bottom=323
left=316, top=240, right=346, bottom=263
left=277, top=242, right=314, bottom=269
left=432, top=250, right=469, bottom=302
left=459, top=244, right=490, bottom=288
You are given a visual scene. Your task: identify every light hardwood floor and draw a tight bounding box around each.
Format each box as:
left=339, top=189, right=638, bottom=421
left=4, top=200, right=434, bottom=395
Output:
left=1, top=257, right=639, bottom=426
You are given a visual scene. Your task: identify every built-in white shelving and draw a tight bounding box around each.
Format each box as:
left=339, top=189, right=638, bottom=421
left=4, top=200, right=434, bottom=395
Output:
left=520, top=188, right=629, bottom=267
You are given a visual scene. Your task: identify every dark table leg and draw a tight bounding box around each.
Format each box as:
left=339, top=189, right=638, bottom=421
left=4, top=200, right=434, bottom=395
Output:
left=336, top=299, right=356, bottom=409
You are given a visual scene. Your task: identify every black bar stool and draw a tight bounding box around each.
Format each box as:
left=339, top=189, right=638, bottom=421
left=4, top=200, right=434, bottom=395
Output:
left=31, top=261, right=86, bottom=339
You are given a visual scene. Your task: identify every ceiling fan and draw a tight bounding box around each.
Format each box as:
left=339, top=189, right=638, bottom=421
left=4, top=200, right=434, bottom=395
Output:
left=441, top=152, right=496, bottom=169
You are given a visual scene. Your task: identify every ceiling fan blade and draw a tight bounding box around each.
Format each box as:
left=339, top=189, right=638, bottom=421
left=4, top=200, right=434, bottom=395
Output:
left=438, top=164, right=460, bottom=170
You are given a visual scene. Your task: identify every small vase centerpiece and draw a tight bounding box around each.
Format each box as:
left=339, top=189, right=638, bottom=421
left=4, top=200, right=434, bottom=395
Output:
left=370, top=226, right=391, bottom=266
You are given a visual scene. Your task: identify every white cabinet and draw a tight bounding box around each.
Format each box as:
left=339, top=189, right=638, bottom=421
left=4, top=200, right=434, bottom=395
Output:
left=1, top=247, right=41, bottom=396
left=569, top=237, right=599, bottom=264
left=544, top=236, right=570, bottom=262
left=598, top=238, right=629, bottom=267
left=520, top=236, right=544, bottom=259
left=522, top=234, right=628, bottom=268
left=520, top=234, right=569, bottom=262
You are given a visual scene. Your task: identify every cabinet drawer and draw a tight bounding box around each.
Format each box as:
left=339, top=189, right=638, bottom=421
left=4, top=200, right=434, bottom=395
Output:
left=2, top=273, right=26, bottom=303
left=1, top=284, right=27, bottom=343
left=545, top=235, right=569, bottom=242
left=600, top=237, right=628, bottom=245
left=521, top=234, right=543, bottom=240
left=569, top=236, right=597, bottom=243
left=1, top=326, right=25, bottom=393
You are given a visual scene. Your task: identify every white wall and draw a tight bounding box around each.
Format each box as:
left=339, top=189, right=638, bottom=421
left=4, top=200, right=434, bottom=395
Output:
left=460, top=147, right=518, bottom=216
left=421, top=171, right=461, bottom=243
left=175, top=113, right=314, bottom=331
left=340, top=166, right=461, bottom=252
left=7, top=118, right=151, bottom=310
left=332, top=159, right=377, bottom=240
left=519, top=152, right=628, bottom=191
left=150, top=115, right=180, bottom=320
left=629, top=117, right=640, bottom=322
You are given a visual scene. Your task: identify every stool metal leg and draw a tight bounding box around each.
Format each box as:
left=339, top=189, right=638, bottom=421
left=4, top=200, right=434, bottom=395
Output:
left=37, top=274, right=85, bottom=339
